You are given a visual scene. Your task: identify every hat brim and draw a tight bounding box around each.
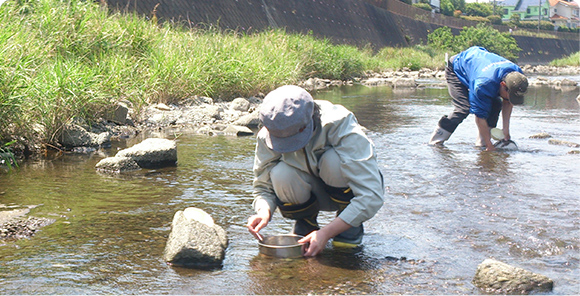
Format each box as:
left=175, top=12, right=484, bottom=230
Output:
left=509, top=91, right=525, bottom=105
left=265, top=120, right=313, bottom=153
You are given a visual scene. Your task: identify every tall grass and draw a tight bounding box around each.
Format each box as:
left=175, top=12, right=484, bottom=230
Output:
left=549, top=52, right=580, bottom=67
left=0, top=0, right=510, bottom=151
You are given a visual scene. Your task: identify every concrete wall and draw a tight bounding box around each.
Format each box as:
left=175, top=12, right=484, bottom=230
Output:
left=103, top=0, right=578, bottom=64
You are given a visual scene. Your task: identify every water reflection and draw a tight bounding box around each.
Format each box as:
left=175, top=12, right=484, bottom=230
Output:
left=0, top=84, right=578, bottom=294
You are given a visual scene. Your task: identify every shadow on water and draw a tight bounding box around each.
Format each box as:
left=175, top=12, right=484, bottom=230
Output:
left=0, top=84, right=579, bottom=294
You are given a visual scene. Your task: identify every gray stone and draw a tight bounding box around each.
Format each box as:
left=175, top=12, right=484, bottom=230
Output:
left=60, top=124, right=111, bottom=148
left=95, top=156, right=141, bottom=173
left=230, top=97, right=250, bottom=112
left=233, top=110, right=260, bottom=128
left=112, top=102, right=128, bottom=124
left=473, top=259, right=553, bottom=295
left=163, top=207, right=228, bottom=269
left=115, top=138, right=177, bottom=169
left=223, top=125, right=254, bottom=137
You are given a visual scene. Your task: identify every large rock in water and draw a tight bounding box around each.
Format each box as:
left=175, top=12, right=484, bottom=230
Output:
left=115, top=138, right=177, bottom=169
left=473, top=259, right=553, bottom=294
left=163, top=207, right=228, bottom=269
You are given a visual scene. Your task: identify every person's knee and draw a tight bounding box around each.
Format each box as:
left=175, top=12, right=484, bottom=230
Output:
left=270, top=162, right=312, bottom=204
left=319, top=149, right=349, bottom=188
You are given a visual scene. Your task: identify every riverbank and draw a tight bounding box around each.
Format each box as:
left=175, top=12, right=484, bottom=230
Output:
left=1, top=64, right=578, bottom=167
left=3, top=0, right=579, bottom=159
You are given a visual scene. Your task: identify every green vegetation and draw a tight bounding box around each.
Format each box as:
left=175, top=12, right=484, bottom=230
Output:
left=0, top=0, right=575, bottom=160
left=427, top=24, right=521, bottom=61
left=550, top=52, right=580, bottom=67
left=0, top=0, right=444, bottom=152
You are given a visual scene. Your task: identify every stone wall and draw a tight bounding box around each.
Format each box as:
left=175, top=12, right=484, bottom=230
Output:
left=103, top=0, right=579, bottom=64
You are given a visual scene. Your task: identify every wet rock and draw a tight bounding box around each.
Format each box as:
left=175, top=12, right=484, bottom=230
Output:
left=60, top=124, right=111, bottom=148
left=473, top=259, right=553, bottom=295
left=393, top=77, right=418, bottom=88
left=529, top=132, right=551, bottom=139
left=568, top=150, right=580, bottom=154
left=115, top=138, right=177, bottom=169
left=548, top=139, right=580, bottom=148
left=1, top=206, right=55, bottom=240
left=95, top=156, right=141, bottom=173
left=163, top=207, right=228, bottom=269
left=223, top=125, right=254, bottom=137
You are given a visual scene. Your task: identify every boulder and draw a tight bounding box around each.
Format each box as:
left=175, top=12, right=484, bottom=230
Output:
left=95, top=156, right=141, bottom=173
left=473, top=259, right=553, bottom=294
left=163, top=207, right=228, bottom=269
left=60, top=124, right=111, bottom=148
left=115, top=138, right=177, bottom=168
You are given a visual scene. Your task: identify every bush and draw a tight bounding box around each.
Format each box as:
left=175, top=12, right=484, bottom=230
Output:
left=412, top=3, right=433, bottom=11
left=557, top=26, right=570, bottom=32
left=428, top=23, right=521, bottom=61
left=487, top=15, right=503, bottom=25
left=519, top=20, right=554, bottom=31
left=464, top=2, right=493, bottom=17
left=460, top=15, right=491, bottom=23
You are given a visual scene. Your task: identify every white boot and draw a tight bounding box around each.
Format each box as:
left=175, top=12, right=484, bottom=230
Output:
left=429, top=127, right=451, bottom=145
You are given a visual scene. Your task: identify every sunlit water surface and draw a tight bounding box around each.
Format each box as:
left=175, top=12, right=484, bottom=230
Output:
left=1, top=83, right=579, bottom=294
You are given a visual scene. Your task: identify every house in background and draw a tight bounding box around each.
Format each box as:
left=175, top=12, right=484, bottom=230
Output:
left=497, top=0, right=579, bottom=28
left=548, top=0, right=579, bottom=28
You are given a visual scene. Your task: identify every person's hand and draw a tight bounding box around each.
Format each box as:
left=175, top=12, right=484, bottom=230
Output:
left=246, top=209, right=270, bottom=240
left=298, top=229, right=332, bottom=257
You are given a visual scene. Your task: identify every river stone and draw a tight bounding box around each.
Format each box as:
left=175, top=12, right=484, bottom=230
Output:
left=529, top=132, right=551, bottom=139
left=163, top=207, right=228, bottom=269
left=233, top=110, right=260, bottom=128
left=115, top=138, right=177, bottom=168
left=473, top=259, right=553, bottom=294
left=548, top=139, right=580, bottom=148
left=230, top=97, right=250, bottom=112
left=60, top=124, right=111, bottom=148
left=95, top=156, right=141, bottom=173
left=223, top=125, right=254, bottom=137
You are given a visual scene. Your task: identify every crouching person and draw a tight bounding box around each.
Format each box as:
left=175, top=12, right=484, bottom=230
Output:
left=246, top=85, right=384, bottom=257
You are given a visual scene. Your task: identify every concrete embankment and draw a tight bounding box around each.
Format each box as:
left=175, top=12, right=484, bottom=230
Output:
left=103, top=0, right=578, bottom=64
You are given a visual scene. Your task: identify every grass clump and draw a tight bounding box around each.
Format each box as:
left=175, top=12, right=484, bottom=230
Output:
left=549, top=52, right=580, bottom=67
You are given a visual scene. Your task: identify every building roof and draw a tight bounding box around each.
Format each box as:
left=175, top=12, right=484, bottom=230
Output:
left=549, top=0, right=579, bottom=7
left=497, top=0, right=520, bottom=7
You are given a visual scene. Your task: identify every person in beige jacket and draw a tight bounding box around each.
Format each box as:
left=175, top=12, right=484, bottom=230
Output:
left=246, top=85, right=384, bottom=257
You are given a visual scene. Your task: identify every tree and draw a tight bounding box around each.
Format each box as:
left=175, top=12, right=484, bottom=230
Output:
left=440, top=0, right=456, bottom=16
left=464, top=2, right=493, bottom=17
left=428, top=24, right=521, bottom=61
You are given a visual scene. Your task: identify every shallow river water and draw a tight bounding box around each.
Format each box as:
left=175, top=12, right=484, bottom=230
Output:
left=1, top=81, right=579, bottom=294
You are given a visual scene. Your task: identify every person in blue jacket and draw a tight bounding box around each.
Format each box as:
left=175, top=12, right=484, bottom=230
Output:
left=428, top=46, right=529, bottom=151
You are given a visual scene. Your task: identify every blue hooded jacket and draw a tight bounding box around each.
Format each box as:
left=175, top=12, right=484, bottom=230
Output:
left=453, top=46, right=524, bottom=118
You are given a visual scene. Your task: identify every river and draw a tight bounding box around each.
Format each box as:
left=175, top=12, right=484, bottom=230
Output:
left=0, top=80, right=579, bottom=294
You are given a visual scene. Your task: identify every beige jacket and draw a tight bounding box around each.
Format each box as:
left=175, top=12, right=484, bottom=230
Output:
left=252, top=100, right=384, bottom=227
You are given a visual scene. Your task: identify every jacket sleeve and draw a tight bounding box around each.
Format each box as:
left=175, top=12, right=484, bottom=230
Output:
left=326, top=112, right=385, bottom=227
left=251, top=128, right=281, bottom=215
